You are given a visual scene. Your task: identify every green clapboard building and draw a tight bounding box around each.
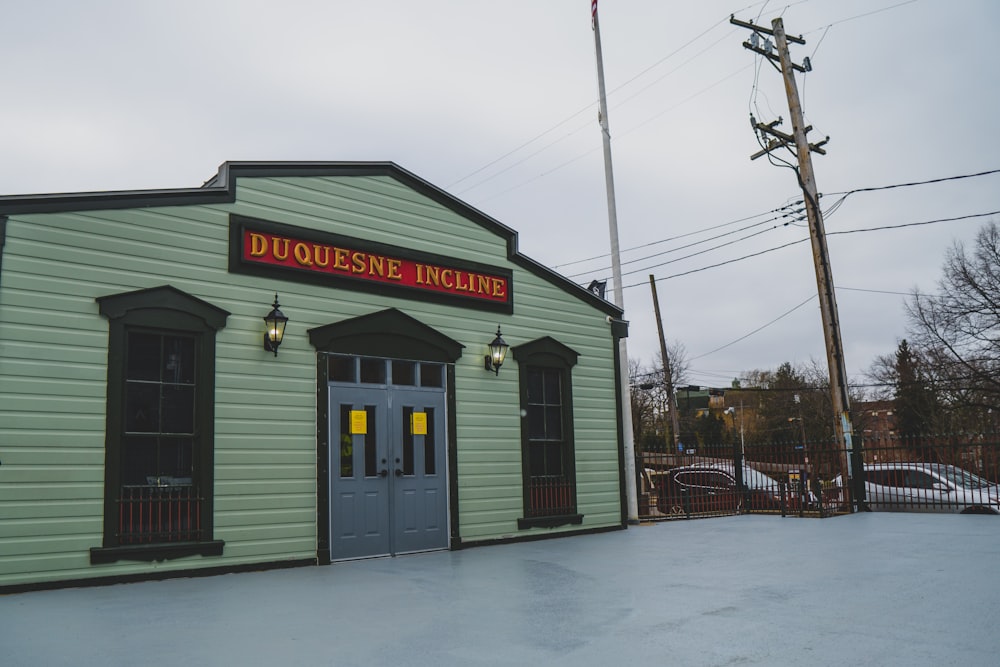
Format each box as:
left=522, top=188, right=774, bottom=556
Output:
left=0, top=162, right=628, bottom=592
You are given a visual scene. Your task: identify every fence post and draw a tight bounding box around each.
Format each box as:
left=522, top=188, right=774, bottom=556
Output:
left=850, top=434, right=869, bottom=512
left=733, top=435, right=745, bottom=514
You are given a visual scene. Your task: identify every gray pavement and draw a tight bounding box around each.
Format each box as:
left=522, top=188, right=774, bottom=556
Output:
left=3, top=512, right=999, bottom=666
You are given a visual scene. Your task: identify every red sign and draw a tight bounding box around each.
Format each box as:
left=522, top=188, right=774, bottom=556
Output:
left=239, top=227, right=511, bottom=306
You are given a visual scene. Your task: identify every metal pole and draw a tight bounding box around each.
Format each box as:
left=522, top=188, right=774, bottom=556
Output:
left=772, top=18, right=854, bottom=478
left=593, top=9, right=639, bottom=523
left=649, top=275, right=681, bottom=453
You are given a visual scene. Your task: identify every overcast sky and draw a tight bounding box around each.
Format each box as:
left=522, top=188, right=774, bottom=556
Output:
left=2, top=0, right=997, bottom=390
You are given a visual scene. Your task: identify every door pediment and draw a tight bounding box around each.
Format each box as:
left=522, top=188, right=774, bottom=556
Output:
left=308, top=308, right=464, bottom=363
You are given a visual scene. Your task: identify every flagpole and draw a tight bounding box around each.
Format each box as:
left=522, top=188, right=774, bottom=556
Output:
left=593, top=2, right=639, bottom=524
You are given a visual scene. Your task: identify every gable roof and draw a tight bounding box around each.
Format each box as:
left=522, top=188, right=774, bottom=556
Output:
left=0, top=161, right=622, bottom=318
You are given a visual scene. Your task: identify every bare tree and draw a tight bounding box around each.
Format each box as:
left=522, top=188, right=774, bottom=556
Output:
left=628, top=342, right=690, bottom=453
left=907, top=221, right=1000, bottom=420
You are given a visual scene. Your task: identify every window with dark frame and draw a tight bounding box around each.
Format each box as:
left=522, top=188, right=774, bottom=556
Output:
left=513, top=337, right=582, bottom=529
left=91, top=286, right=227, bottom=564
left=119, top=331, right=201, bottom=543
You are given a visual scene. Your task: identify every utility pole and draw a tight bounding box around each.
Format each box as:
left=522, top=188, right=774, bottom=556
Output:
left=649, top=275, right=681, bottom=454
left=593, top=4, right=639, bottom=523
left=731, top=15, right=855, bottom=480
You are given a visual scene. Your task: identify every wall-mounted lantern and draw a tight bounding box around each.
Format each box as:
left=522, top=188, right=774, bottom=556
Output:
left=484, top=325, right=508, bottom=375
left=263, top=293, right=288, bottom=357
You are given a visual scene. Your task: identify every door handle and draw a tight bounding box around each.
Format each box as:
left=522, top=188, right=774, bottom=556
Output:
left=379, top=469, right=388, bottom=478
left=394, top=469, right=404, bottom=477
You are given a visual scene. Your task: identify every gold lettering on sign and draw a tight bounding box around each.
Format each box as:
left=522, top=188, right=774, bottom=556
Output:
left=333, top=248, right=350, bottom=271
left=351, top=251, right=366, bottom=274
left=249, top=233, right=268, bottom=257
left=424, top=266, right=440, bottom=287
left=293, top=242, right=313, bottom=266
left=313, top=245, right=330, bottom=268
left=387, top=259, right=402, bottom=280
left=477, top=275, right=491, bottom=295
left=272, top=238, right=290, bottom=261
left=242, top=228, right=509, bottom=304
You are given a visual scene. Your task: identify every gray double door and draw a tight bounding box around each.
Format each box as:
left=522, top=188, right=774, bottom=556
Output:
left=329, top=385, right=448, bottom=560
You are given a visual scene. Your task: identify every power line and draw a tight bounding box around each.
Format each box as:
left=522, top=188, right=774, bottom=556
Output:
left=456, top=0, right=927, bottom=206
left=565, top=207, right=803, bottom=279
left=621, top=237, right=809, bottom=289
left=825, top=168, right=1000, bottom=198
left=562, top=169, right=1000, bottom=278
left=837, top=286, right=918, bottom=297
left=689, top=294, right=817, bottom=361
left=610, top=207, right=1000, bottom=290
left=827, top=210, right=1000, bottom=236
left=555, top=201, right=802, bottom=271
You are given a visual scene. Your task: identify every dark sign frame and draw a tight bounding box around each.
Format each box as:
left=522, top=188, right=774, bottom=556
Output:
left=228, top=215, right=514, bottom=313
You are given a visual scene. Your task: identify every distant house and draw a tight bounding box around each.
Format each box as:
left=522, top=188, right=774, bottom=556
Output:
left=0, top=162, right=628, bottom=592
left=855, top=400, right=898, bottom=439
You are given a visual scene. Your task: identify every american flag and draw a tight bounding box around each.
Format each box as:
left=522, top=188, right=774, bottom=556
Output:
left=592, top=0, right=598, bottom=25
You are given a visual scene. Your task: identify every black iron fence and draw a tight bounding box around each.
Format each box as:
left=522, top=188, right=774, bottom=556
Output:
left=638, top=432, right=1000, bottom=520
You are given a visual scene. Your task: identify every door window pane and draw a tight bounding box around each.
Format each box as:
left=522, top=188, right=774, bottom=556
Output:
left=392, top=361, right=416, bottom=386
left=402, top=407, right=414, bottom=476
left=360, top=358, right=386, bottom=384
left=364, top=405, right=378, bottom=477
left=420, top=364, right=443, bottom=388
left=424, top=408, right=436, bottom=475
left=339, top=404, right=353, bottom=478
left=329, top=356, right=356, bottom=383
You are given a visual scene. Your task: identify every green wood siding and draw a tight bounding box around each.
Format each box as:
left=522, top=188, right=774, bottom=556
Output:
left=0, top=172, right=621, bottom=588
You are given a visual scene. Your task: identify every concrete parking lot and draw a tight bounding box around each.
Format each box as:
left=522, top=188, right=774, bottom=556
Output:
left=3, top=512, right=998, bottom=666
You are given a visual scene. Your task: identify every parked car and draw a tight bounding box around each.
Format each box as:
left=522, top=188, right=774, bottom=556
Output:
left=653, top=462, right=812, bottom=516
left=852, top=462, right=1000, bottom=514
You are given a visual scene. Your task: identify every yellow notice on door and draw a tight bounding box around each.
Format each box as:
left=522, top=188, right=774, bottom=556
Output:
left=350, top=410, right=367, bottom=435
left=411, top=412, right=427, bottom=436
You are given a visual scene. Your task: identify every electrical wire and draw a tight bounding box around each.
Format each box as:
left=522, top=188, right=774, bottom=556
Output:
left=621, top=237, right=809, bottom=289
left=826, top=168, right=1000, bottom=198
left=611, top=206, right=999, bottom=290
left=827, top=210, right=1000, bottom=236
left=689, top=294, right=817, bottom=362
left=553, top=202, right=798, bottom=270
left=584, top=166, right=1000, bottom=289
left=565, top=206, right=804, bottom=279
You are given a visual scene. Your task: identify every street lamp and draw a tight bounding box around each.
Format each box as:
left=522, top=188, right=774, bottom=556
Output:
left=724, top=402, right=745, bottom=458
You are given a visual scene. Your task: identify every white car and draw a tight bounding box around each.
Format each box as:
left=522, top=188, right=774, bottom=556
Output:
left=856, top=462, right=1000, bottom=514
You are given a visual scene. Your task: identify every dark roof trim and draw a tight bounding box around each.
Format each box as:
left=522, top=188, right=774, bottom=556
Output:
left=0, top=161, right=623, bottom=317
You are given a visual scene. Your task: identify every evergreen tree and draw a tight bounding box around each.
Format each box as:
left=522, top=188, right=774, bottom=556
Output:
left=893, top=339, right=935, bottom=436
